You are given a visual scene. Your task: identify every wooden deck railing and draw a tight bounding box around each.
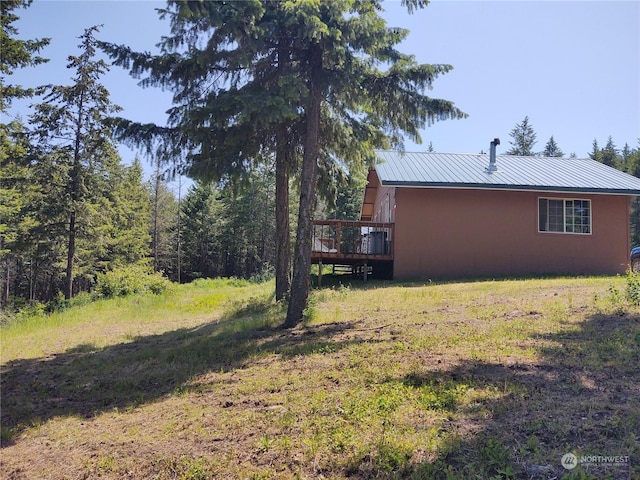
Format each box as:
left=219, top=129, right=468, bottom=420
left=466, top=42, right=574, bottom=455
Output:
left=311, top=219, right=394, bottom=262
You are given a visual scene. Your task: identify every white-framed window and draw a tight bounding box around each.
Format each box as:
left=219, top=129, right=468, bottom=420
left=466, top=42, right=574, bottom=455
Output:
left=538, top=198, right=591, bottom=234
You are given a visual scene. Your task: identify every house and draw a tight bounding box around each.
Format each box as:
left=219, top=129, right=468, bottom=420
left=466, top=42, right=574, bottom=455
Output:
left=363, top=144, right=640, bottom=279
left=312, top=141, right=640, bottom=280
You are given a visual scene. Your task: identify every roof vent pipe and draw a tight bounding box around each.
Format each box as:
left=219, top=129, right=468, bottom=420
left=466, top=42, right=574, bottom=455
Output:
left=486, top=138, right=500, bottom=173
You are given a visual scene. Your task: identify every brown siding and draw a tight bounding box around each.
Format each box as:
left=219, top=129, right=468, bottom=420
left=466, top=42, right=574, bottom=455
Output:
left=373, top=186, right=396, bottom=223
left=392, top=188, right=631, bottom=280
left=361, top=169, right=396, bottom=223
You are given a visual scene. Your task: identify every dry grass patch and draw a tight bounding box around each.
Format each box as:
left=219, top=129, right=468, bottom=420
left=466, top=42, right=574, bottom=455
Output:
left=2, top=276, right=639, bottom=479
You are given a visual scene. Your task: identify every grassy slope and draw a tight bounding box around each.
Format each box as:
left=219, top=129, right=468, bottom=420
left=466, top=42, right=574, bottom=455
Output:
left=1, top=276, right=638, bottom=479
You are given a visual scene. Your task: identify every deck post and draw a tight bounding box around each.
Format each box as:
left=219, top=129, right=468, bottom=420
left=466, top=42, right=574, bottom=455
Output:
left=318, top=259, right=323, bottom=287
left=363, top=261, right=367, bottom=282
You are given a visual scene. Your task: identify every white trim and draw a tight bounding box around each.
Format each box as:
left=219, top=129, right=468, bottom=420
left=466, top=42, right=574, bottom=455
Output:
left=379, top=183, right=639, bottom=197
left=538, top=197, right=592, bottom=236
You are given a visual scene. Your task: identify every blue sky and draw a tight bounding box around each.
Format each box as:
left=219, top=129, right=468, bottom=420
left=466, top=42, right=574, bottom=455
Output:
left=6, top=0, right=640, bottom=176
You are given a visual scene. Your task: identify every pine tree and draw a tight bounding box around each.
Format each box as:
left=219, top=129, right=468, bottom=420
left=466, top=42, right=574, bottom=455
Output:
left=100, top=1, right=465, bottom=325
left=29, top=26, right=122, bottom=298
left=505, top=116, right=537, bottom=156
left=1, top=0, right=49, bottom=305
left=180, top=182, right=225, bottom=281
left=100, top=1, right=301, bottom=301
left=283, top=0, right=465, bottom=326
left=600, top=136, right=618, bottom=168
left=590, top=136, right=621, bottom=169
left=541, top=135, right=564, bottom=157
left=621, top=143, right=633, bottom=173
left=217, top=165, right=277, bottom=279
left=149, top=173, right=180, bottom=280
left=0, top=0, right=50, bottom=110
left=101, top=157, right=152, bottom=269
left=589, top=139, right=602, bottom=163
left=0, top=120, right=36, bottom=304
left=626, top=141, right=640, bottom=247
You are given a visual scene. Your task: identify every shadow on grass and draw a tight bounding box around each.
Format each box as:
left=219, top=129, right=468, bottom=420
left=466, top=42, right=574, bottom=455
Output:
left=378, top=311, right=640, bottom=479
left=2, top=290, right=639, bottom=479
left=0, top=308, right=361, bottom=447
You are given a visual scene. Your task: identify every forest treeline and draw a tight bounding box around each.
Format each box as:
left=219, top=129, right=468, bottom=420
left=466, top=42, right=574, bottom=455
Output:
left=1, top=4, right=292, bottom=306
left=2, top=1, right=639, bottom=313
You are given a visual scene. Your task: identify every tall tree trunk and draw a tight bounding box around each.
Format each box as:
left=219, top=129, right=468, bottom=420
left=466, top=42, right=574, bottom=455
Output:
left=275, top=127, right=291, bottom=301
left=2, top=238, right=9, bottom=307
left=176, top=175, right=182, bottom=283
left=285, top=45, right=322, bottom=327
left=275, top=41, right=292, bottom=301
left=65, top=94, right=84, bottom=300
left=152, top=161, right=161, bottom=272
left=64, top=212, right=76, bottom=299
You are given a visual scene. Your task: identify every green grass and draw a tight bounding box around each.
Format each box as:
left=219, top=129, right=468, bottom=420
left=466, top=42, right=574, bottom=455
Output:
left=1, top=275, right=639, bottom=480
left=0, top=278, right=274, bottom=361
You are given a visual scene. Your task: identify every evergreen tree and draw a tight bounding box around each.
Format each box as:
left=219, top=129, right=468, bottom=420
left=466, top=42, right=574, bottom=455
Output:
left=149, top=173, right=180, bottom=280
left=1, top=0, right=49, bottom=305
left=589, top=136, right=621, bottom=169
left=600, top=136, right=618, bottom=168
left=0, top=120, right=37, bottom=304
left=100, top=0, right=465, bottom=325
left=626, top=141, right=640, bottom=247
left=0, top=0, right=50, bottom=110
left=505, top=116, right=537, bottom=156
left=14, top=145, right=70, bottom=301
left=180, top=182, right=224, bottom=281
left=180, top=166, right=276, bottom=281
left=218, top=165, right=276, bottom=279
left=589, top=139, right=602, bottom=163
left=541, top=135, right=564, bottom=157
left=1, top=20, right=156, bottom=304
left=100, top=1, right=299, bottom=301
left=628, top=141, right=640, bottom=177
left=284, top=0, right=465, bottom=326
left=29, top=26, right=122, bottom=298
left=621, top=143, right=633, bottom=173
left=100, top=158, right=151, bottom=269
left=329, top=175, right=366, bottom=221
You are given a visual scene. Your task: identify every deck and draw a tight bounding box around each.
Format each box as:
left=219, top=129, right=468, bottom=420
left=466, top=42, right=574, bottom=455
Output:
left=311, top=220, right=394, bottom=281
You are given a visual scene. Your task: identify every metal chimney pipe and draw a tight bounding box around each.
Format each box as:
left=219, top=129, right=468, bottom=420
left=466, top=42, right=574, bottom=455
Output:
left=487, top=138, right=500, bottom=173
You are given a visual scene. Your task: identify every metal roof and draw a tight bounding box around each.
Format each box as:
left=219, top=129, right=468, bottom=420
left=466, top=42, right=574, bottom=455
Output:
left=374, top=151, right=640, bottom=195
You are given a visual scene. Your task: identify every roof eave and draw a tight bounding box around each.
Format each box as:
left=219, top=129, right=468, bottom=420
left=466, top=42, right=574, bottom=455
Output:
left=380, top=181, right=640, bottom=196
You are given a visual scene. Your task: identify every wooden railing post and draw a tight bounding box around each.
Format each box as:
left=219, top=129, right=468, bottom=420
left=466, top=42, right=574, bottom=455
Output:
left=310, top=219, right=394, bottom=261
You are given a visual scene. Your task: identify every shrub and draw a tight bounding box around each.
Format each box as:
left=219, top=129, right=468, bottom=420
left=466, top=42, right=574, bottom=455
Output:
left=14, top=301, right=46, bottom=321
left=302, top=293, right=319, bottom=323
left=249, top=263, right=275, bottom=284
left=95, top=265, right=171, bottom=299
left=45, top=291, right=68, bottom=313
left=626, top=270, right=640, bottom=306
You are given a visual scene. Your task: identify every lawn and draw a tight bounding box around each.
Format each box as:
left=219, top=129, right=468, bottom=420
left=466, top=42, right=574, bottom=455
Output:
left=1, top=276, right=638, bottom=479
